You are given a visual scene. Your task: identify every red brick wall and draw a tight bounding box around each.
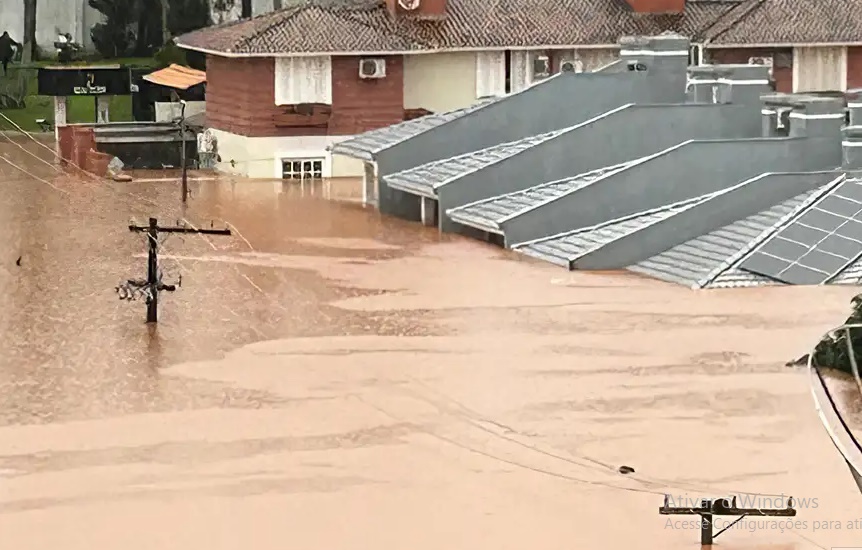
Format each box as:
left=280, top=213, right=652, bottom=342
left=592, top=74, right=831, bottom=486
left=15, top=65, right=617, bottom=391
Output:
left=205, top=54, right=405, bottom=137
left=847, top=47, right=862, bottom=89
left=330, top=55, right=404, bottom=134
left=708, top=47, right=793, bottom=93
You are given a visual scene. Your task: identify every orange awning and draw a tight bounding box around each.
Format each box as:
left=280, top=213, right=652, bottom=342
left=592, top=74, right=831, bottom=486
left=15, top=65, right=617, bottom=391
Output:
left=142, top=64, right=206, bottom=90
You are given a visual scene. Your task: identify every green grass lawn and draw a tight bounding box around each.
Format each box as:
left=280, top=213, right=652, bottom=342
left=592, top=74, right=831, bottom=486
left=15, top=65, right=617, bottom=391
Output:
left=0, top=58, right=157, bottom=133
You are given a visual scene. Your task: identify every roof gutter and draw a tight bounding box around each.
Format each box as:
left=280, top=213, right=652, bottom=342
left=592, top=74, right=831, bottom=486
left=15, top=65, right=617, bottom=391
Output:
left=706, top=41, right=862, bottom=49
left=175, top=42, right=620, bottom=58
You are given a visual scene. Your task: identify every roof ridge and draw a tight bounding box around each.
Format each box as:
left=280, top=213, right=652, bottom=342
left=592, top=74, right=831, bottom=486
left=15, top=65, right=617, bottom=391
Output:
left=701, top=0, right=765, bottom=43
left=232, top=5, right=306, bottom=52
left=333, top=6, right=433, bottom=50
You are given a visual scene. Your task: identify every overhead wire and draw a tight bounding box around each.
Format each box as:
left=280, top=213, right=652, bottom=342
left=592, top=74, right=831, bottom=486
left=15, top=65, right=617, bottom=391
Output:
left=0, top=113, right=297, bottom=324
left=0, top=113, right=831, bottom=549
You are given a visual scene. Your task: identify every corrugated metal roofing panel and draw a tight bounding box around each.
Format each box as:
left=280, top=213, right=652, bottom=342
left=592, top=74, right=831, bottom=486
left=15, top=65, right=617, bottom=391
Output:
left=384, top=127, right=571, bottom=198
left=740, top=177, right=862, bottom=285
left=329, top=99, right=496, bottom=160
left=707, top=268, right=779, bottom=288
left=513, top=194, right=710, bottom=268
left=446, top=161, right=636, bottom=232
left=628, top=187, right=820, bottom=288
left=832, top=260, right=862, bottom=285
left=142, top=64, right=206, bottom=90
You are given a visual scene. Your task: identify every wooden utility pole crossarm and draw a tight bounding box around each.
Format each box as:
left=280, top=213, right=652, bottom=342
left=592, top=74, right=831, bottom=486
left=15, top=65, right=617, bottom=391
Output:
left=121, top=217, right=231, bottom=323
left=659, top=495, right=796, bottom=545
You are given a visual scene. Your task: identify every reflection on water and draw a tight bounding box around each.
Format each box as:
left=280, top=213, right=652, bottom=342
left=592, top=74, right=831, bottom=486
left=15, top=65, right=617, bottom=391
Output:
left=0, top=136, right=443, bottom=425
left=1, top=134, right=862, bottom=550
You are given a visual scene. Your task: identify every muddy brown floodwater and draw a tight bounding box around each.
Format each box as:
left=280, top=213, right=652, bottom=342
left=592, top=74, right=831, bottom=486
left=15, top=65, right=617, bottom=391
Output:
left=1, top=134, right=861, bottom=549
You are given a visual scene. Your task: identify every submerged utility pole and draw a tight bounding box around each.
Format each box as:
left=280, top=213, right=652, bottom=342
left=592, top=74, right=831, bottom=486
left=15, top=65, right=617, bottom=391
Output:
left=121, top=217, right=231, bottom=323
left=659, top=495, right=796, bottom=545
left=180, top=100, right=189, bottom=204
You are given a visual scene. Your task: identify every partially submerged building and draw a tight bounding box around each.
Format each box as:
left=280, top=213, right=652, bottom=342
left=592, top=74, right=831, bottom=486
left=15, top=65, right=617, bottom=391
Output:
left=330, top=28, right=862, bottom=287
left=331, top=33, right=692, bottom=219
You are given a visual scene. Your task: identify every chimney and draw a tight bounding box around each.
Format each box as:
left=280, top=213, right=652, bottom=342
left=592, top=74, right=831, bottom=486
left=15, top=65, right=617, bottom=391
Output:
left=788, top=97, right=845, bottom=139
left=843, top=126, right=862, bottom=170
left=385, top=0, right=447, bottom=19
left=624, top=0, right=685, bottom=14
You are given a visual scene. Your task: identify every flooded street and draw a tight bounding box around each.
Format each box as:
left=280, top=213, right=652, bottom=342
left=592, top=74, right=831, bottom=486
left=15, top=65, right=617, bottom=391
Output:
left=1, top=134, right=861, bottom=549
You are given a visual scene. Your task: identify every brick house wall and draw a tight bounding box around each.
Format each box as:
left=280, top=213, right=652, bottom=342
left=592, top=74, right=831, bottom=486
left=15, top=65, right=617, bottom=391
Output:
left=847, top=47, right=862, bottom=89
left=205, top=54, right=405, bottom=137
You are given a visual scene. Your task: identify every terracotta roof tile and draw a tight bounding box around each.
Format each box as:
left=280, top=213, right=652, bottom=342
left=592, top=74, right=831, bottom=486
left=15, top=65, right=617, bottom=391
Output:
left=177, top=0, right=745, bottom=55
left=706, top=0, right=862, bottom=45
left=143, top=64, right=207, bottom=89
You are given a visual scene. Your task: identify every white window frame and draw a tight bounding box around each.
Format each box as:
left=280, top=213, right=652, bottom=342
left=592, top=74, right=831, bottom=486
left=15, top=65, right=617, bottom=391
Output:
left=475, top=50, right=506, bottom=98
left=275, top=154, right=331, bottom=180
left=274, top=56, right=333, bottom=105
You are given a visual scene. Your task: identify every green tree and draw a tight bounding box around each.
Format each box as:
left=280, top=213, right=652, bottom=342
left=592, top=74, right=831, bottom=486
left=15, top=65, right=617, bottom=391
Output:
left=807, top=294, right=862, bottom=374
left=167, top=0, right=209, bottom=36
left=89, top=0, right=136, bottom=57
left=22, top=0, right=36, bottom=62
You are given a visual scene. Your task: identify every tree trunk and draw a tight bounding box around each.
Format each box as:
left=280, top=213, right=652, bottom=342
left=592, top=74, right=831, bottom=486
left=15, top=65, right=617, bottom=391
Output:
left=22, top=0, right=37, bottom=63
left=160, top=0, right=170, bottom=44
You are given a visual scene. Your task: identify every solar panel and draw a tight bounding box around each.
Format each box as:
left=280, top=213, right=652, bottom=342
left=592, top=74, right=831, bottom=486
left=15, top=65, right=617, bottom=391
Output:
left=740, top=180, right=862, bottom=284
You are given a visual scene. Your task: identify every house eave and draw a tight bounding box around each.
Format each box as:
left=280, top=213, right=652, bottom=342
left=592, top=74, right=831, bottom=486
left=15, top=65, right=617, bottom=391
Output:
left=175, top=42, right=620, bottom=59
left=706, top=41, right=862, bottom=49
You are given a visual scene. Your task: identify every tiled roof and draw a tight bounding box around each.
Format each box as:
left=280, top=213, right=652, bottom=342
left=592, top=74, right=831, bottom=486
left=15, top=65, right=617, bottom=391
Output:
left=513, top=194, right=712, bottom=268
left=705, top=0, right=862, bottom=45
left=177, top=0, right=744, bottom=55
left=628, top=184, right=827, bottom=288
left=142, top=64, right=206, bottom=90
left=446, top=161, right=636, bottom=233
left=329, top=98, right=496, bottom=160
left=383, top=126, right=569, bottom=197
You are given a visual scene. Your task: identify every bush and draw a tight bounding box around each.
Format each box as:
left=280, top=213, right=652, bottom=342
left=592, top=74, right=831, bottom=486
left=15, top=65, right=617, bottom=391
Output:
left=805, top=294, right=862, bottom=374
left=89, top=0, right=136, bottom=58
left=154, top=41, right=187, bottom=68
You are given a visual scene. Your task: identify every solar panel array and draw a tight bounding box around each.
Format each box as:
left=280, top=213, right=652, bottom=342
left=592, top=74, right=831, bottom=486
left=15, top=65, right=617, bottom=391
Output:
left=739, top=179, right=862, bottom=285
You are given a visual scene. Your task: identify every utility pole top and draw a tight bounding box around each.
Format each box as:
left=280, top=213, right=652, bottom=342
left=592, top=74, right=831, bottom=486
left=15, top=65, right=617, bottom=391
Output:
left=659, top=495, right=796, bottom=545
left=120, top=217, right=231, bottom=323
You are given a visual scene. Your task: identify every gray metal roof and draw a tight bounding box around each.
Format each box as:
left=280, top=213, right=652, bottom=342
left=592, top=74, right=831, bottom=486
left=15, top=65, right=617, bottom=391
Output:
left=329, top=99, right=496, bottom=161
left=445, top=161, right=636, bottom=233
left=832, top=258, right=862, bottom=284
left=740, top=177, right=862, bottom=285
left=628, top=185, right=830, bottom=288
left=384, top=127, right=571, bottom=198
left=513, top=194, right=713, bottom=269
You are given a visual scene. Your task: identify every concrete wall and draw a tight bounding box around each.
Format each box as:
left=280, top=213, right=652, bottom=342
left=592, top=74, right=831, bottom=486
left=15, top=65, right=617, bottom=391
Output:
left=155, top=101, right=206, bottom=123
left=1, top=0, right=100, bottom=52
left=436, top=102, right=763, bottom=232
left=209, top=129, right=364, bottom=179
left=573, top=172, right=841, bottom=270
left=403, top=52, right=477, bottom=113
left=503, top=137, right=843, bottom=245
left=376, top=69, right=688, bottom=220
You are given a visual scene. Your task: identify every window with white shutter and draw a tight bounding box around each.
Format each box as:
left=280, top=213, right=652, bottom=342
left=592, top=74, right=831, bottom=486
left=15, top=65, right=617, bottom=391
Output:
left=475, top=51, right=506, bottom=98
left=793, top=47, right=847, bottom=92
left=274, top=56, right=333, bottom=105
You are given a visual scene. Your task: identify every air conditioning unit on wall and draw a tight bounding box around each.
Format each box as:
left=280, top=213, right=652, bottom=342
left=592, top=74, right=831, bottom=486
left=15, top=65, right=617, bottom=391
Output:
left=359, top=58, right=386, bottom=79
left=748, top=56, right=773, bottom=67
left=532, top=55, right=551, bottom=79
